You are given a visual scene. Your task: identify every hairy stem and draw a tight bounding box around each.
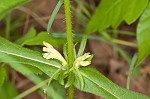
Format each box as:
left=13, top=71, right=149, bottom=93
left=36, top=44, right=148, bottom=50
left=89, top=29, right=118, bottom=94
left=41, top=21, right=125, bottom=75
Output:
left=64, top=0, right=74, bottom=68
left=68, top=85, right=74, bottom=99
left=64, top=0, right=74, bottom=99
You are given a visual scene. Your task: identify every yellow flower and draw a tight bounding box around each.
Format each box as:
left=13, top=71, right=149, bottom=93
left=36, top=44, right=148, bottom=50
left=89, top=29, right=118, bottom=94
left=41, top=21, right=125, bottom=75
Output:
left=43, top=42, right=67, bottom=66
left=74, top=53, right=92, bottom=68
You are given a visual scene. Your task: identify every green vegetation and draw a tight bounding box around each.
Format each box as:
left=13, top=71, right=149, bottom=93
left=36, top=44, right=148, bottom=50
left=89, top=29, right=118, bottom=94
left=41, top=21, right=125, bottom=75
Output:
left=0, top=0, right=150, bottom=99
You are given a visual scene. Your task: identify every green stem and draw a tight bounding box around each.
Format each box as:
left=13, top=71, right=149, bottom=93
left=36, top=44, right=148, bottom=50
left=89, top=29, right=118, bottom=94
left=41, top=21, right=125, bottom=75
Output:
left=64, top=0, right=74, bottom=68
left=106, top=29, right=136, bottom=36
left=112, top=39, right=137, bottom=48
left=5, top=14, right=11, bottom=39
left=126, top=54, right=138, bottom=89
left=68, top=85, right=74, bottom=99
left=14, top=79, right=49, bottom=99
left=64, top=0, right=74, bottom=99
left=48, top=68, right=62, bottom=86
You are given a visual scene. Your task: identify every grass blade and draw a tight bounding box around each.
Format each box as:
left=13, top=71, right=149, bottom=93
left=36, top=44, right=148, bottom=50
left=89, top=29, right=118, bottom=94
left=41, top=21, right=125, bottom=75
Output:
left=126, top=54, right=138, bottom=89
left=47, top=0, right=63, bottom=33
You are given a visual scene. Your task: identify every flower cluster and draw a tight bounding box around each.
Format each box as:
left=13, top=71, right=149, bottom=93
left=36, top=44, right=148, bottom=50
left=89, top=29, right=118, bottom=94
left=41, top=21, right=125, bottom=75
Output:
left=74, top=53, right=92, bottom=68
left=43, top=42, right=67, bottom=66
left=42, top=42, right=92, bottom=68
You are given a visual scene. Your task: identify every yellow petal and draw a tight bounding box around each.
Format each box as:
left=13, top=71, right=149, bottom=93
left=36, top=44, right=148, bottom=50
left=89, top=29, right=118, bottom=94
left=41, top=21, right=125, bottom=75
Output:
left=76, top=53, right=91, bottom=61
left=81, top=53, right=91, bottom=60
left=43, top=53, right=56, bottom=59
left=43, top=41, right=53, bottom=48
left=74, top=53, right=92, bottom=68
left=43, top=42, right=67, bottom=66
left=80, top=61, right=91, bottom=66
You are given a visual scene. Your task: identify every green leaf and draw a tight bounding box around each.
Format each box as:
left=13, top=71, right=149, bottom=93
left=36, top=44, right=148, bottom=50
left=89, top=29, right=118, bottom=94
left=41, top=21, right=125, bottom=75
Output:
left=3, top=56, right=64, bottom=99
left=0, top=67, right=6, bottom=87
left=57, top=71, right=65, bottom=85
left=15, top=27, right=36, bottom=45
left=75, top=67, right=84, bottom=90
left=65, top=73, right=75, bottom=88
left=0, top=37, right=65, bottom=98
left=27, top=76, right=65, bottom=99
left=86, top=0, right=149, bottom=33
left=0, top=81, right=19, bottom=99
left=48, top=80, right=65, bottom=99
left=0, top=0, right=31, bottom=20
left=9, top=60, right=65, bottom=99
left=124, top=0, right=149, bottom=24
left=74, top=67, right=150, bottom=99
left=0, top=51, right=43, bottom=75
left=8, top=58, right=39, bottom=75
left=25, top=65, right=43, bottom=75
left=137, top=3, right=150, bottom=65
left=22, top=32, right=65, bottom=47
left=77, top=34, right=88, bottom=57
left=0, top=37, right=61, bottom=76
left=11, top=60, right=43, bottom=75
